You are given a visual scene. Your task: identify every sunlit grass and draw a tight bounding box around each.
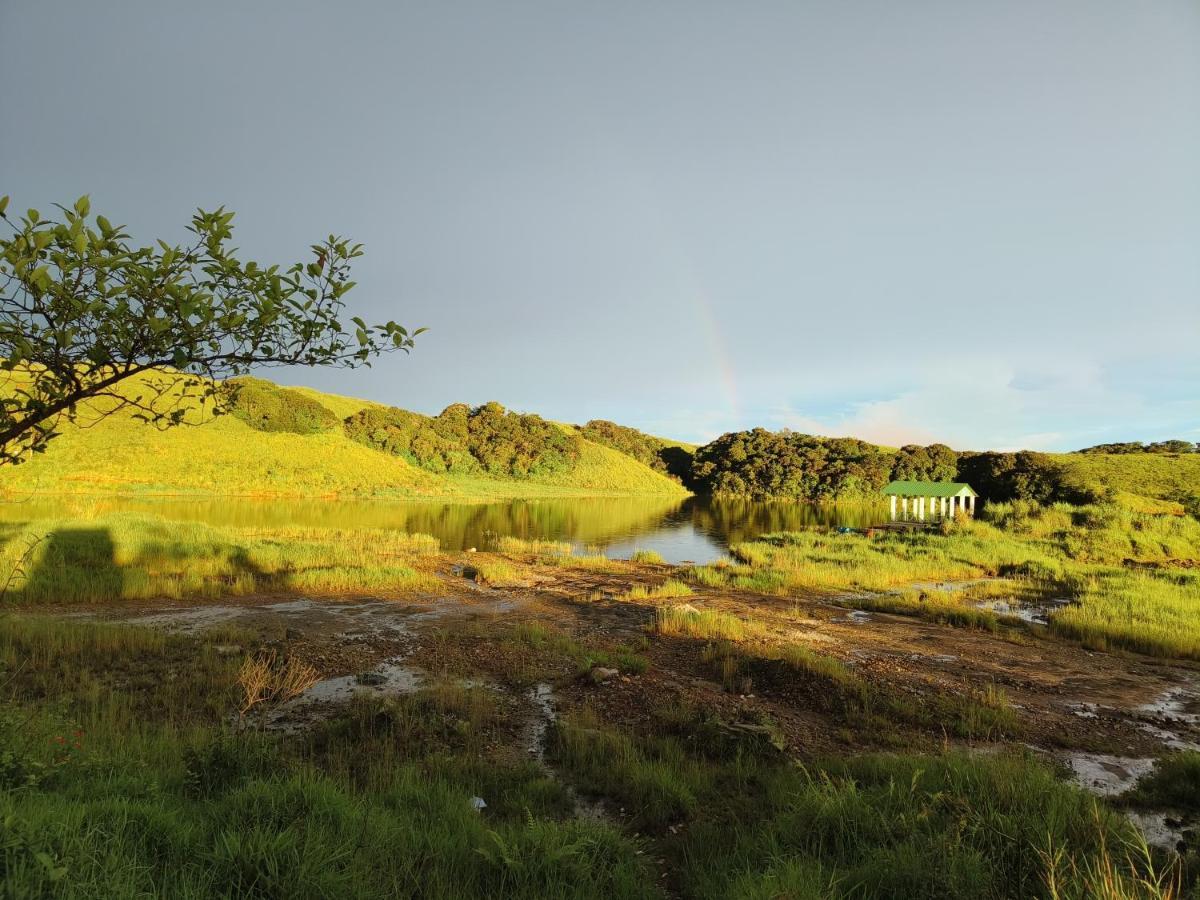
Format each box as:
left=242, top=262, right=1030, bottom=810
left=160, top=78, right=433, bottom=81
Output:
left=0, top=514, right=440, bottom=604
left=654, top=605, right=755, bottom=641
left=630, top=549, right=666, bottom=565
left=623, top=579, right=693, bottom=601
left=708, top=501, right=1200, bottom=659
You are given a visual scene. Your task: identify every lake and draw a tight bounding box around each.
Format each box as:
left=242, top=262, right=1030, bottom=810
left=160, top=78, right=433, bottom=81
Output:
left=0, top=495, right=888, bottom=564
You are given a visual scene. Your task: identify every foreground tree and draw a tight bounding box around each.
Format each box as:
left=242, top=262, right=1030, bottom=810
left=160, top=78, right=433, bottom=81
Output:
left=0, top=196, right=421, bottom=464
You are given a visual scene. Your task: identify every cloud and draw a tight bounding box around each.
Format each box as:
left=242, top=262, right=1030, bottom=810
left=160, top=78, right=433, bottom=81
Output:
left=761, top=357, right=1196, bottom=451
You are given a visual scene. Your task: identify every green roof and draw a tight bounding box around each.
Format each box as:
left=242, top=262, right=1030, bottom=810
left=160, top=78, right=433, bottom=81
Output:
left=883, top=480, right=977, bottom=498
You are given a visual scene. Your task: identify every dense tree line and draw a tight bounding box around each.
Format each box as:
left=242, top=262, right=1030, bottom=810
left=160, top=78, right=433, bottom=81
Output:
left=688, top=429, right=1105, bottom=504
left=578, top=420, right=694, bottom=483
left=690, top=430, right=894, bottom=500
left=890, top=443, right=958, bottom=481
left=344, top=401, right=582, bottom=478
left=954, top=451, right=1096, bottom=504
left=1076, top=440, right=1198, bottom=454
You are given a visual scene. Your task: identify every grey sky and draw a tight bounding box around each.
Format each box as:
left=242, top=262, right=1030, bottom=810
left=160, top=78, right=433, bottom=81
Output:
left=3, top=1, right=1197, bottom=449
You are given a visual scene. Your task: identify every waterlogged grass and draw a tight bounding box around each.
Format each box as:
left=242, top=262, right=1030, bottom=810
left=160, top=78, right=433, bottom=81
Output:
left=0, top=513, right=440, bottom=604
left=495, top=535, right=573, bottom=556
left=850, top=588, right=1004, bottom=632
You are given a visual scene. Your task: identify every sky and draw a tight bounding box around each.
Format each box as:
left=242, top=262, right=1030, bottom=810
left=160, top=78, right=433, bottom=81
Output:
left=2, top=1, right=1197, bottom=450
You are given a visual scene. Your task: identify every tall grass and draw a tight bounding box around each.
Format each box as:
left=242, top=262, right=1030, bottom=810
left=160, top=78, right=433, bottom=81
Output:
left=654, top=605, right=755, bottom=641
left=552, top=713, right=1172, bottom=899
left=623, top=579, right=693, bottom=601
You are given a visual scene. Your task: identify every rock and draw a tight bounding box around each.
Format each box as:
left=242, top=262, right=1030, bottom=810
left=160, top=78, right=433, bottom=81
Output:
left=357, top=672, right=388, bottom=686
left=466, top=547, right=477, bottom=553
left=469, top=796, right=487, bottom=811
left=285, top=628, right=304, bottom=641
left=213, top=644, right=242, bottom=657
left=590, top=667, right=620, bottom=683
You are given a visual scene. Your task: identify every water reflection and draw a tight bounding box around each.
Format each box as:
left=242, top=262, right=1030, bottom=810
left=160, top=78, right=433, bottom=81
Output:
left=0, top=495, right=888, bottom=564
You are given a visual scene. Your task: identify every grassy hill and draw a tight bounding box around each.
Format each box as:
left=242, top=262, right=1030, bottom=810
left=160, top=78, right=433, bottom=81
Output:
left=1054, top=451, right=1200, bottom=503
left=0, top=372, right=687, bottom=499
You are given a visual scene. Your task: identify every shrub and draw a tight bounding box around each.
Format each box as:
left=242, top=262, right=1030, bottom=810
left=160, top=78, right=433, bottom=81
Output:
left=225, top=377, right=340, bottom=434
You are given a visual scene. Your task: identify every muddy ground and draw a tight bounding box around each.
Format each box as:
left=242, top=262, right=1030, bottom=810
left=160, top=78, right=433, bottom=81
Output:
left=45, top=551, right=1200, bottom=850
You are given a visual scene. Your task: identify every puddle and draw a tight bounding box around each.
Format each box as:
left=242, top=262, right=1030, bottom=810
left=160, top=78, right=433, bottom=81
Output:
left=1127, top=810, right=1194, bottom=852
left=906, top=579, right=993, bottom=593
left=1133, top=681, right=1200, bottom=751
left=264, top=658, right=426, bottom=731
left=908, top=653, right=958, bottom=664
left=972, top=597, right=1071, bottom=625
left=840, top=610, right=872, bottom=624
left=300, top=661, right=425, bottom=704
left=1064, top=754, right=1155, bottom=796
left=524, top=682, right=557, bottom=762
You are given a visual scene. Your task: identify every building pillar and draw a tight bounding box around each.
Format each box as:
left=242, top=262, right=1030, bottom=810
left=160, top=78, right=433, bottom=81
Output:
left=967, top=495, right=975, bottom=516
left=902, top=497, right=909, bottom=517
left=948, top=496, right=957, bottom=517
left=938, top=497, right=946, bottom=518
left=890, top=495, right=897, bottom=519
left=919, top=497, right=926, bottom=520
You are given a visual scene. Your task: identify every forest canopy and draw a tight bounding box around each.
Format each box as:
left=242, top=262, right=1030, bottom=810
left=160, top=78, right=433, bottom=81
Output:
left=344, top=401, right=581, bottom=479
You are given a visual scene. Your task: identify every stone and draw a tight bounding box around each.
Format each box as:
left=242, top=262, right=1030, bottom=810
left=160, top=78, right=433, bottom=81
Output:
left=590, top=667, right=620, bottom=683
left=356, top=672, right=388, bottom=686
left=285, top=628, right=304, bottom=641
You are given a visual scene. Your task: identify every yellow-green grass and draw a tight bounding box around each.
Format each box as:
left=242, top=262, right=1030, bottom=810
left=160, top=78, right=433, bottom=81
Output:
left=495, top=536, right=572, bottom=556
left=629, top=549, right=666, bottom=564
left=708, top=501, right=1200, bottom=660
left=470, top=558, right=524, bottom=587
left=0, top=513, right=440, bottom=604
left=1054, top=451, right=1200, bottom=501
left=0, top=370, right=688, bottom=499
left=623, top=579, right=693, bottom=601
left=1050, top=568, right=1200, bottom=659
left=654, top=605, right=756, bottom=641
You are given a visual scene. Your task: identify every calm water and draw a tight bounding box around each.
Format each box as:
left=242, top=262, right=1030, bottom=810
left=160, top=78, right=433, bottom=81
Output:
left=0, top=495, right=888, bottom=564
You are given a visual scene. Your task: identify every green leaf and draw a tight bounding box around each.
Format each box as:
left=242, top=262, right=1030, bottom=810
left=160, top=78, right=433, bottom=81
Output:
left=73, top=233, right=88, bottom=256
left=0, top=195, right=8, bottom=216
left=74, top=195, right=90, bottom=217
left=27, top=208, right=40, bottom=223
